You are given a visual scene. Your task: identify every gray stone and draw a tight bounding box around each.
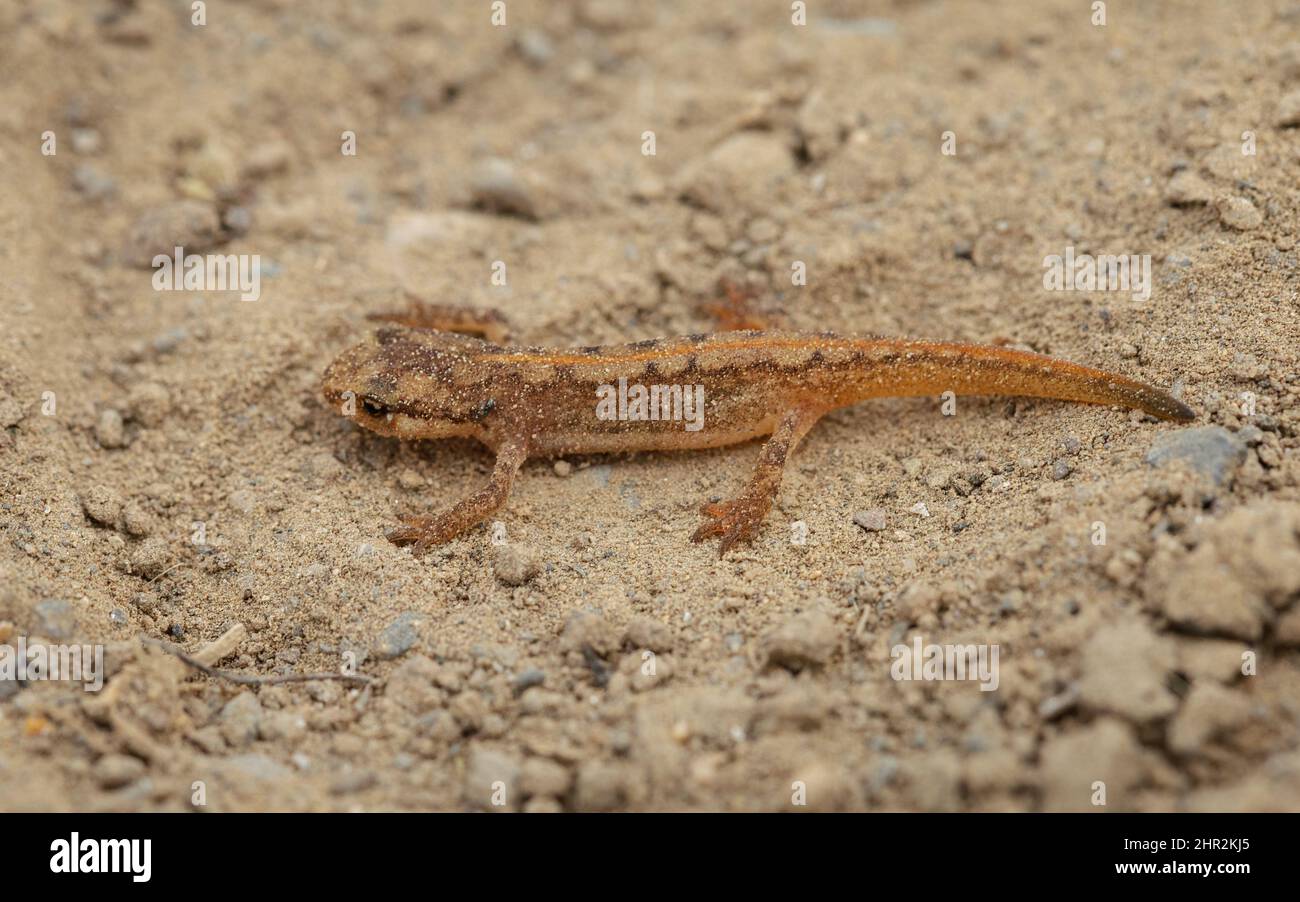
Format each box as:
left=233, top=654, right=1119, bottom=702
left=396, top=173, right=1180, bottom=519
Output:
left=34, top=599, right=77, bottom=640
left=511, top=668, right=546, bottom=695
left=1146, top=426, right=1246, bottom=485
left=373, top=611, right=425, bottom=660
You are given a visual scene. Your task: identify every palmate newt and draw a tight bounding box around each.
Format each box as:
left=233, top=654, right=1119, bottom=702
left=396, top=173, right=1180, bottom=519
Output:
left=322, top=300, right=1193, bottom=555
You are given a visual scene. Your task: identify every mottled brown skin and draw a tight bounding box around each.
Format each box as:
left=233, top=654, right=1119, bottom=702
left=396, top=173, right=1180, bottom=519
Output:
left=323, top=316, right=1194, bottom=555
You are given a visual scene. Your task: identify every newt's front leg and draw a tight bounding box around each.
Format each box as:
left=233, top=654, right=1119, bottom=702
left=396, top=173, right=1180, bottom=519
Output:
left=701, top=277, right=785, bottom=332
left=692, top=406, right=823, bottom=555
left=368, top=293, right=513, bottom=343
left=387, top=436, right=529, bottom=554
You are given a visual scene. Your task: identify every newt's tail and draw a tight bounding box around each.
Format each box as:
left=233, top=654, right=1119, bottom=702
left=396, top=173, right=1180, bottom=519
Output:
left=840, top=338, right=1195, bottom=422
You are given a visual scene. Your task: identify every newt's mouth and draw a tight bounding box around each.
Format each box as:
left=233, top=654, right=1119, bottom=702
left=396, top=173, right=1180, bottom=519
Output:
left=360, top=395, right=389, bottom=418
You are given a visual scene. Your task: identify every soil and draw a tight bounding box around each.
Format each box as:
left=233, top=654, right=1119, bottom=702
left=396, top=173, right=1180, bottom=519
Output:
left=2, top=0, right=1299, bottom=812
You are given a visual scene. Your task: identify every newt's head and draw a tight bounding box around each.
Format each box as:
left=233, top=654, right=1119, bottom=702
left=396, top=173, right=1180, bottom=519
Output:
left=322, top=326, right=500, bottom=440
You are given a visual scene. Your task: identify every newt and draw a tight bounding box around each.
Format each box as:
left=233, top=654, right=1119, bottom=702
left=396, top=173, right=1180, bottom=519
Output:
left=322, top=299, right=1193, bottom=555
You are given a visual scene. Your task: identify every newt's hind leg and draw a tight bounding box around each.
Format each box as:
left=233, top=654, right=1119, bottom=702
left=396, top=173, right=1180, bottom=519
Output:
left=387, top=437, right=528, bottom=555
left=368, top=292, right=513, bottom=343
left=700, top=277, right=786, bottom=332
left=691, top=406, right=823, bottom=556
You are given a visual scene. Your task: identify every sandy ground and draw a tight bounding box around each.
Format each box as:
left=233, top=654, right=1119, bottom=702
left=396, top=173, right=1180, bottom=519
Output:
left=1, top=0, right=1299, bottom=812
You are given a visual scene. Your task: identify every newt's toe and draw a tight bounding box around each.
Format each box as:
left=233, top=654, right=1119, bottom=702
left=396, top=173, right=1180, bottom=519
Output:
left=691, top=497, right=765, bottom=555
left=386, top=524, right=420, bottom=546
left=386, top=516, right=444, bottom=555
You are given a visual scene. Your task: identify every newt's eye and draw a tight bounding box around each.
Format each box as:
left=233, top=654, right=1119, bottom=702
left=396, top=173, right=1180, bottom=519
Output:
left=361, top=395, right=388, bottom=417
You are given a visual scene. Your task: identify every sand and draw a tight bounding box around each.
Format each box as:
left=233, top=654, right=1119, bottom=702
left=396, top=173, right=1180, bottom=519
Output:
left=1, top=0, right=1299, bottom=812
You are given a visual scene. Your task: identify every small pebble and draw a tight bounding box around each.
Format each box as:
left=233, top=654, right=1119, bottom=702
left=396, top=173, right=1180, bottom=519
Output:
left=34, top=599, right=77, bottom=640
left=493, top=544, right=542, bottom=586
left=463, top=748, right=521, bottom=811
left=1050, top=459, right=1073, bottom=480
left=130, top=538, right=171, bottom=579
left=131, top=592, right=158, bottom=614
left=1165, top=170, right=1212, bottom=206
left=515, top=29, right=554, bottom=66
left=123, top=199, right=221, bottom=267
left=559, top=610, right=619, bottom=656
left=469, top=158, right=537, bottom=220
left=71, top=164, right=116, bottom=200
left=70, top=128, right=102, bottom=154
left=396, top=468, right=425, bottom=490
left=260, top=712, right=308, bottom=743
left=223, top=205, right=253, bottom=235
left=330, top=770, right=378, bottom=795
left=0, top=396, right=24, bottom=428
left=127, top=382, right=171, bottom=427
left=121, top=501, right=152, bottom=537
left=219, top=691, right=263, bottom=748
left=95, top=409, right=126, bottom=449
left=852, top=509, right=887, bottom=532
left=1216, top=195, right=1262, bottom=231
left=242, top=141, right=293, bottom=180
left=1275, top=89, right=1300, bottom=127
left=93, top=754, right=145, bottom=789
left=894, top=581, right=940, bottom=621
left=624, top=616, right=673, bottom=652
left=763, top=610, right=838, bottom=671
left=82, top=485, right=123, bottom=526
left=520, top=758, right=571, bottom=798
